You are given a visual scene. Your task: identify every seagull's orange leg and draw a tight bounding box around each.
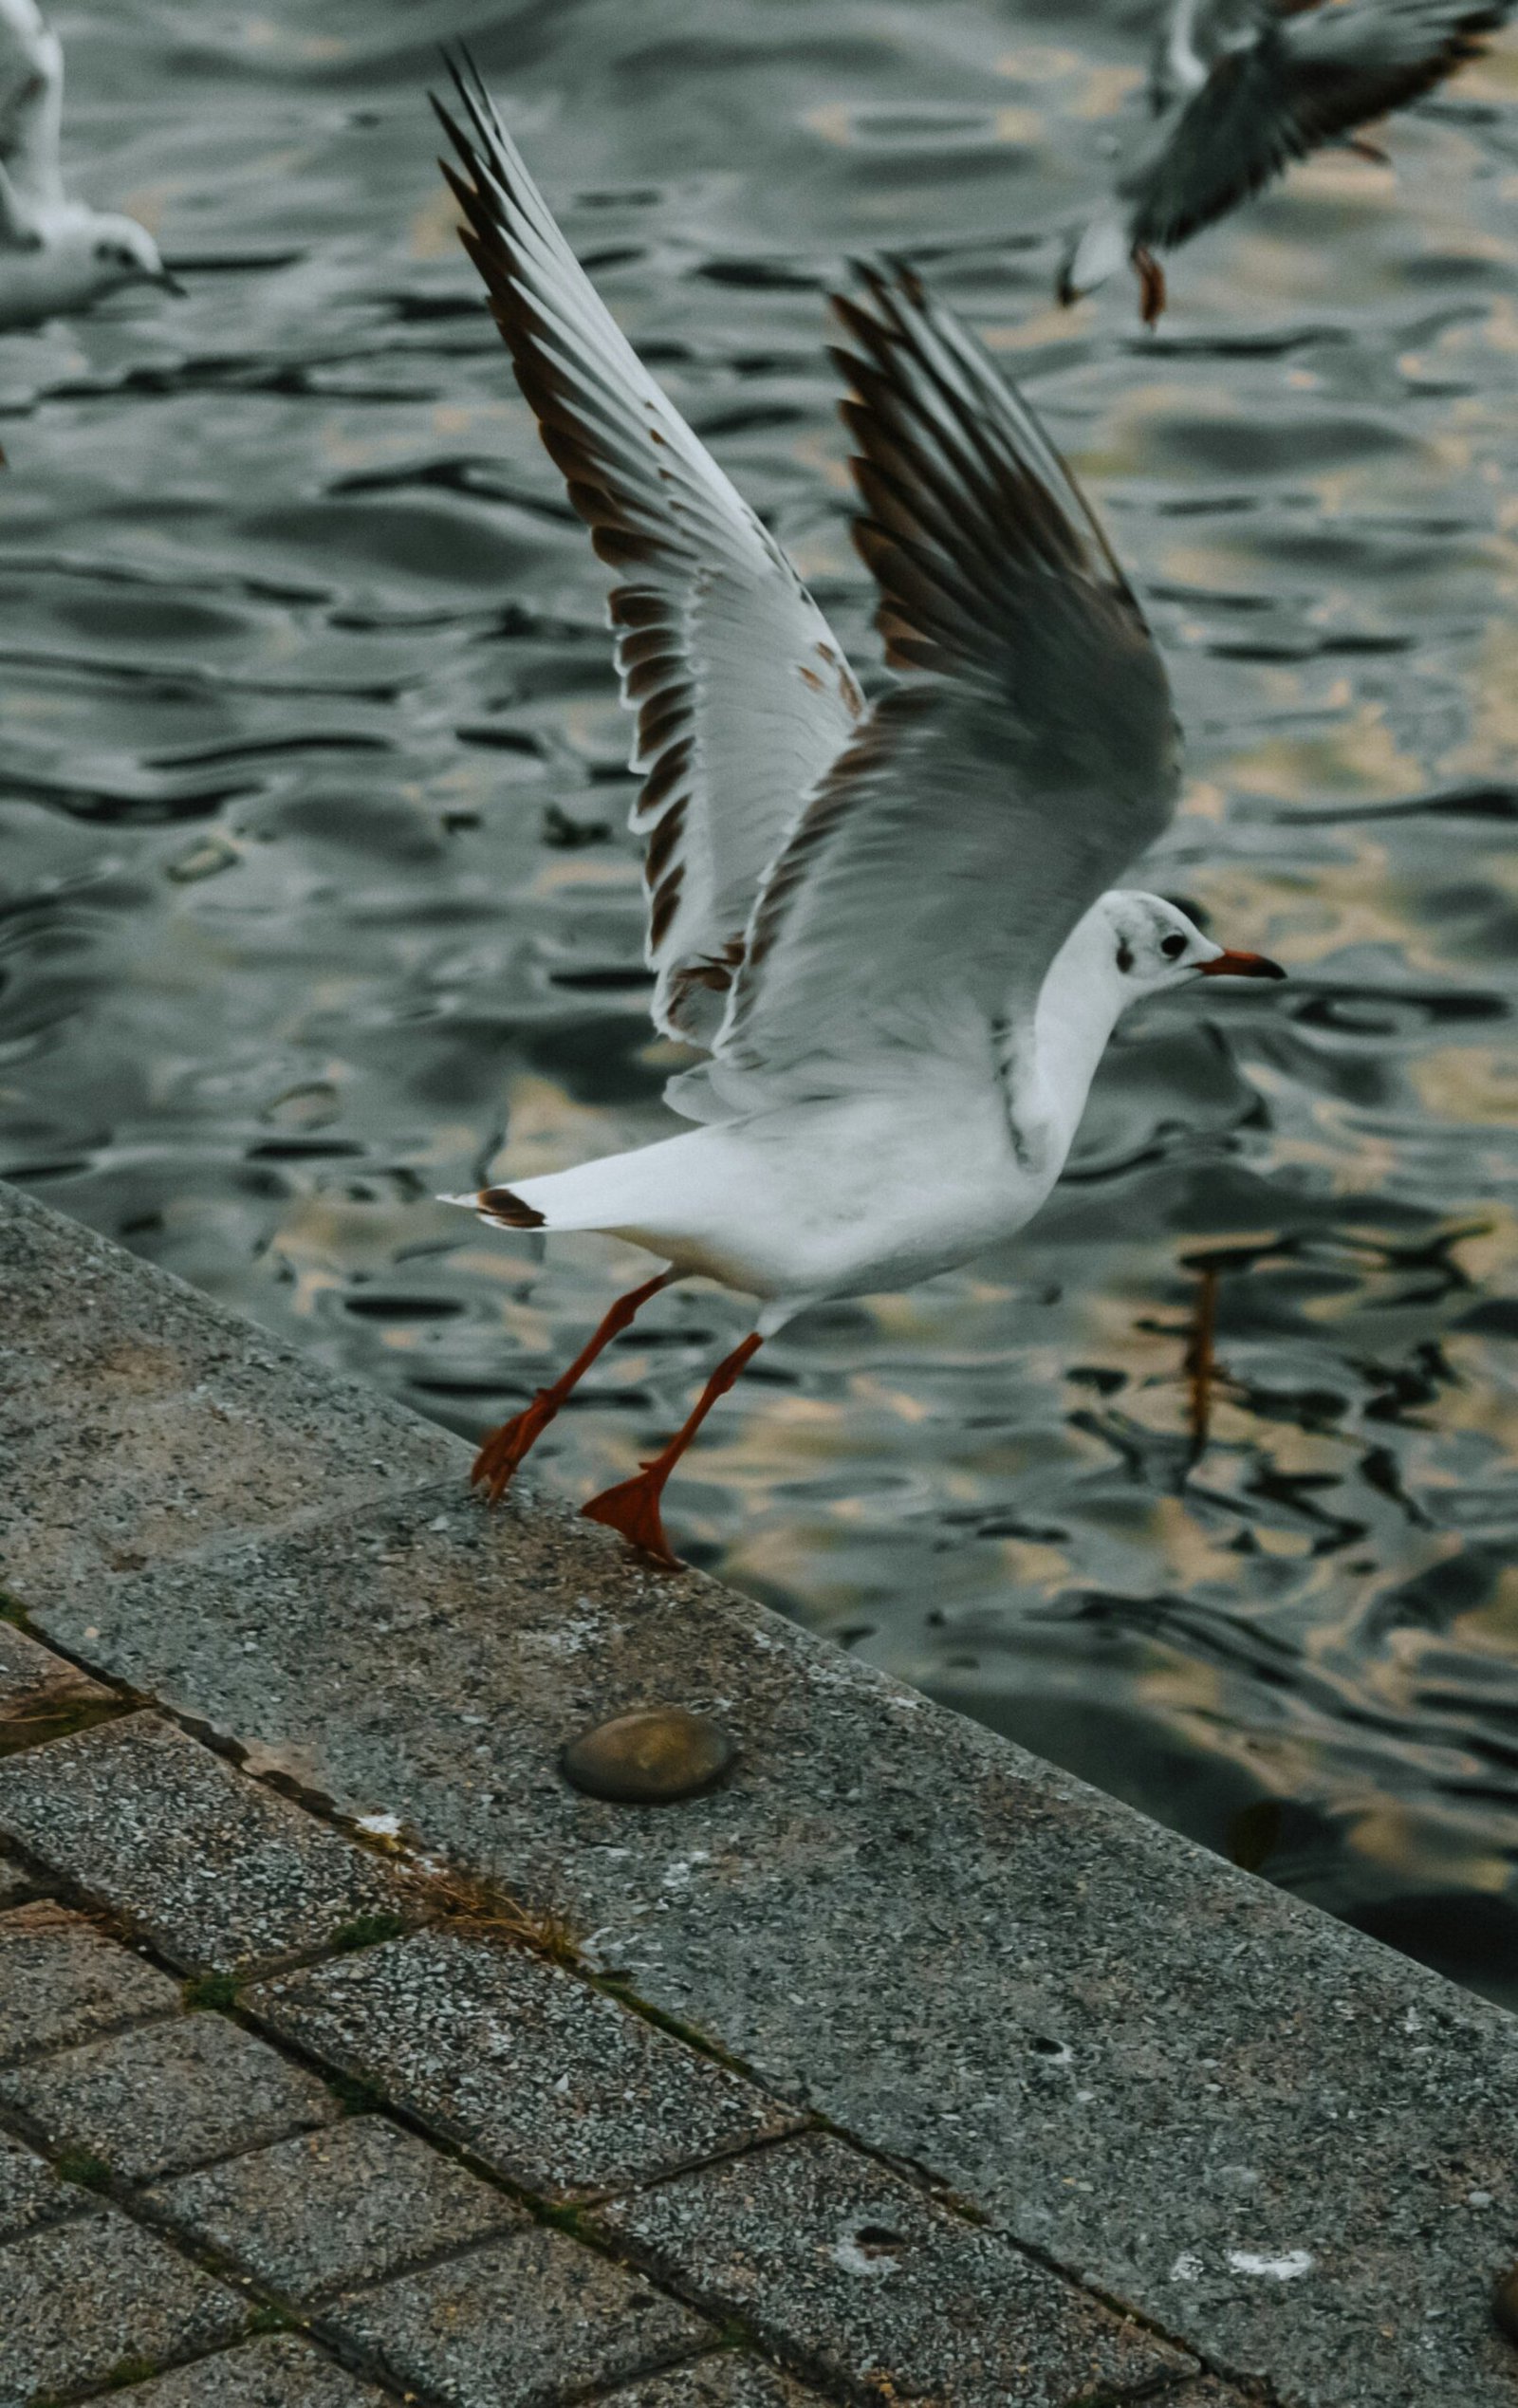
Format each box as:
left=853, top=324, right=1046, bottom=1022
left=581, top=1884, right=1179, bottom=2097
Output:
left=1133, top=243, right=1167, bottom=328
left=581, top=1331, right=764, bottom=1571
left=472, top=1268, right=676, bottom=1506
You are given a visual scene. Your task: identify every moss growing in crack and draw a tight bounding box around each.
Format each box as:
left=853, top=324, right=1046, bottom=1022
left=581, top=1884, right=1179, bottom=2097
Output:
left=0, top=1693, right=126, bottom=1760
left=329, top=1910, right=408, bottom=1954
left=106, top=2358, right=159, bottom=2389
left=324, top=2069, right=387, bottom=2117
left=182, top=1972, right=240, bottom=2011
left=56, top=2147, right=113, bottom=2192
left=248, top=2304, right=300, bottom=2335
left=0, top=1589, right=29, bottom=1628
left=536, top=2199, right=597, bottom=2241
left=713, top=2320, right=758, bottom=2351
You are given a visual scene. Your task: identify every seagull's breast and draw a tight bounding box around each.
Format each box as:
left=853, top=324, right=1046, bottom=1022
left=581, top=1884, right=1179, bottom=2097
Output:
left=618, top=1080, right=1054, bottom=1303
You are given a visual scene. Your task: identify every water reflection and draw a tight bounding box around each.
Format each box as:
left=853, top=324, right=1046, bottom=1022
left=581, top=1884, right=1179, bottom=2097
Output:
left=3, top=0, right=1518, bottom=2004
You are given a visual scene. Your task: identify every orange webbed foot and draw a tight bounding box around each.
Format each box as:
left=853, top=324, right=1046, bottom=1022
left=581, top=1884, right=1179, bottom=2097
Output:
left=581, top=1468, right=684, bottom=1570
left=471, top=1393, right=558, bottom=1505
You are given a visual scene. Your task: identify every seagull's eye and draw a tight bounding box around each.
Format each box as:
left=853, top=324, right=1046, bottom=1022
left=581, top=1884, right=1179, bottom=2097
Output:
left=1160, top=932, right=1187, bottom=960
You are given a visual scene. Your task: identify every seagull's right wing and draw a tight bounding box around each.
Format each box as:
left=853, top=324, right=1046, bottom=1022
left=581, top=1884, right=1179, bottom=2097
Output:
left=1126, top=0, right=1506, bottom=251
left=711, top=265, right=1179, bottom=1108
left=0, top=0, right=62, bottom=223
left=433, top=55, right=863, bottom=1044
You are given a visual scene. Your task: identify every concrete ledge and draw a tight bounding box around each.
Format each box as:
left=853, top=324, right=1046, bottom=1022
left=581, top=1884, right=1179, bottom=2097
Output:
left=3, top=1177, right=1517, bottom=2407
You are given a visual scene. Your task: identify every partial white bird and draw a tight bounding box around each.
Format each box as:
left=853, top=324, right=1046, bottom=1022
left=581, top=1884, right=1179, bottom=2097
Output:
left=432, top=54, right=1285, bottom=1569
left=0, top=0, right=179, bottom=328
left=1059, top=0, right=1512, bottom=324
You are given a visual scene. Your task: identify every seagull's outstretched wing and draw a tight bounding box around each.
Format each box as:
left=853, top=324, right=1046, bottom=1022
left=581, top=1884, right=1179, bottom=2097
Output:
left=1126, top=0, right=1506, bottom=252
left=0, top=0, right=63, bottom=226
left=432, top=55, right=862, bottom=1044
left=712, top=265, right=1179, bottom=1105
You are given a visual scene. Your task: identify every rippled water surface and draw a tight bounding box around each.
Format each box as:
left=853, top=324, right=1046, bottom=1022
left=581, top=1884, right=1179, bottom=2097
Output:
left=7, top=0, right=1518, bottom=2002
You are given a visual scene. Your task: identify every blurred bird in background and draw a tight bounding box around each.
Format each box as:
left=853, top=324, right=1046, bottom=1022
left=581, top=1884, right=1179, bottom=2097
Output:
left=0, top=0, right=180, bottom=328
left=1060, top=0, right=1514, bottom=323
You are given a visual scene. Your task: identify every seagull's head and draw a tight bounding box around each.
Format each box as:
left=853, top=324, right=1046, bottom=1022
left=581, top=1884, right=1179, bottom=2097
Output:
left=1101, top=891, right=1285, bottom=1006
left=83, top=215, right=184, bottom=300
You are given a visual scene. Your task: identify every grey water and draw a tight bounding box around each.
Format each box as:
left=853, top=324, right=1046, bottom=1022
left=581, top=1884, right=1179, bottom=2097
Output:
left=5, top=0, right=1518, bottom=2005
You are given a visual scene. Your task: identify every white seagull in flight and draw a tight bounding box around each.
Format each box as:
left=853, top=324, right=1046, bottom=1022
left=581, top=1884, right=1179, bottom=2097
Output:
left=1060, top=0, right=1513, bottom=324
left=0, top=0, right=179, bottom=328
left=433, top=55, right=1284, bottom=1570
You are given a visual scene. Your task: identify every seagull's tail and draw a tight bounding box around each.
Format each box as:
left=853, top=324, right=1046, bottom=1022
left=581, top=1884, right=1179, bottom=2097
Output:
left=1057, top=213, right=1129, bottom=306
left=438, top=1129, right=713, bottom=1242
left=439, top=1161, right=627, bottom=1234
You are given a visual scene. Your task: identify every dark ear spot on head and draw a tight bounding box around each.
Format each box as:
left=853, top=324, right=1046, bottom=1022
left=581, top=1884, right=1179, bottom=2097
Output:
left=1116, top=939, right=1134, bottom=974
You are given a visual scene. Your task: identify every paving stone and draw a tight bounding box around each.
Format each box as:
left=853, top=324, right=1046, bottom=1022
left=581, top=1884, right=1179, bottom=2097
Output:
left=0, top=2206, right=248, bottom=2403
left=120, top=2333, right=393, bottom=2406
left=0, top=1713, right=404, bottom=1973
left=0, top=2130, right=88, bottom=2246
left=0, top=1177, right=459, bottom=1611
left=598, top=2133, right=1190, bottom=2408
left=0, top=1900, right=179, bottom=2067
left=1158, top=2386, right=1257, bottom=2406
left=64, top=1475, right=1518, bottom=2408
left=250, top=1927, right=794, bottom=2202
left=0, top=2009, right=338, bottom=2183
left=323, top=2224, right=708, bottom=2408
left=151, top=2113, right=523, bottom=2300
left=598, top=2358, right=824, bottom=2407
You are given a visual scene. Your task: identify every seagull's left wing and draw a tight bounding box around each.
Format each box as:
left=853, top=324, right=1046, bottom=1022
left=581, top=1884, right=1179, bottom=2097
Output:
left=433, top=56, right=862, bottom=1046
left=0, top=0, right=63, bottom=225
left=1126, top=0, right=1507, bottom=252
left=711, top=266, right=1179, bottom=1106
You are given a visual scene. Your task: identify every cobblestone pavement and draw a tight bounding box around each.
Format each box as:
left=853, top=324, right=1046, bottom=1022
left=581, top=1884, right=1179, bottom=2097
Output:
left=5, top=1182, right=1513, bottom=2408
left=0, top=1683, right=1210, bottom=2408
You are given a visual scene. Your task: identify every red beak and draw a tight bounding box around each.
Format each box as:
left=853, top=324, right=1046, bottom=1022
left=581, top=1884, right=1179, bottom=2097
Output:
left=1198, top=949, right=1286, bottom=980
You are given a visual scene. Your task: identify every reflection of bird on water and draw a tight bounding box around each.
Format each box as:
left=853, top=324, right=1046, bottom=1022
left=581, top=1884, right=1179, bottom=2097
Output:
left=1059, top=0, right=1514, bottom=324
left=433, top=54, right=1285, bottom=1571
left=0, top=0, right=180, bottom=327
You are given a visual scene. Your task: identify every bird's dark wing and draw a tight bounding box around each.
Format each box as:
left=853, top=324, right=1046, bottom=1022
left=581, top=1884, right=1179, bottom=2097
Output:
left=711, top=265, right=1179, bottom=1106
left=1127, top=0, right=1506, bottom=250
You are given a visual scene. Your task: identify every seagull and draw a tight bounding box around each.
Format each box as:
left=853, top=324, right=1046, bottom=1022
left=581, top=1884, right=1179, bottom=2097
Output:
left=1059, top=0, right=1512, bottom=324
left=431, top=55, right=1285, bottom=1571
left=0, top=0, right=180, bottom=329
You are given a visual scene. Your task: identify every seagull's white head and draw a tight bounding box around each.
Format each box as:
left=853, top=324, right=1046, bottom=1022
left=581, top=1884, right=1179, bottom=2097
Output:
left=67, top=213, right=182, bottom=304
left=1098, top=890, right=1285, bottom=1008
